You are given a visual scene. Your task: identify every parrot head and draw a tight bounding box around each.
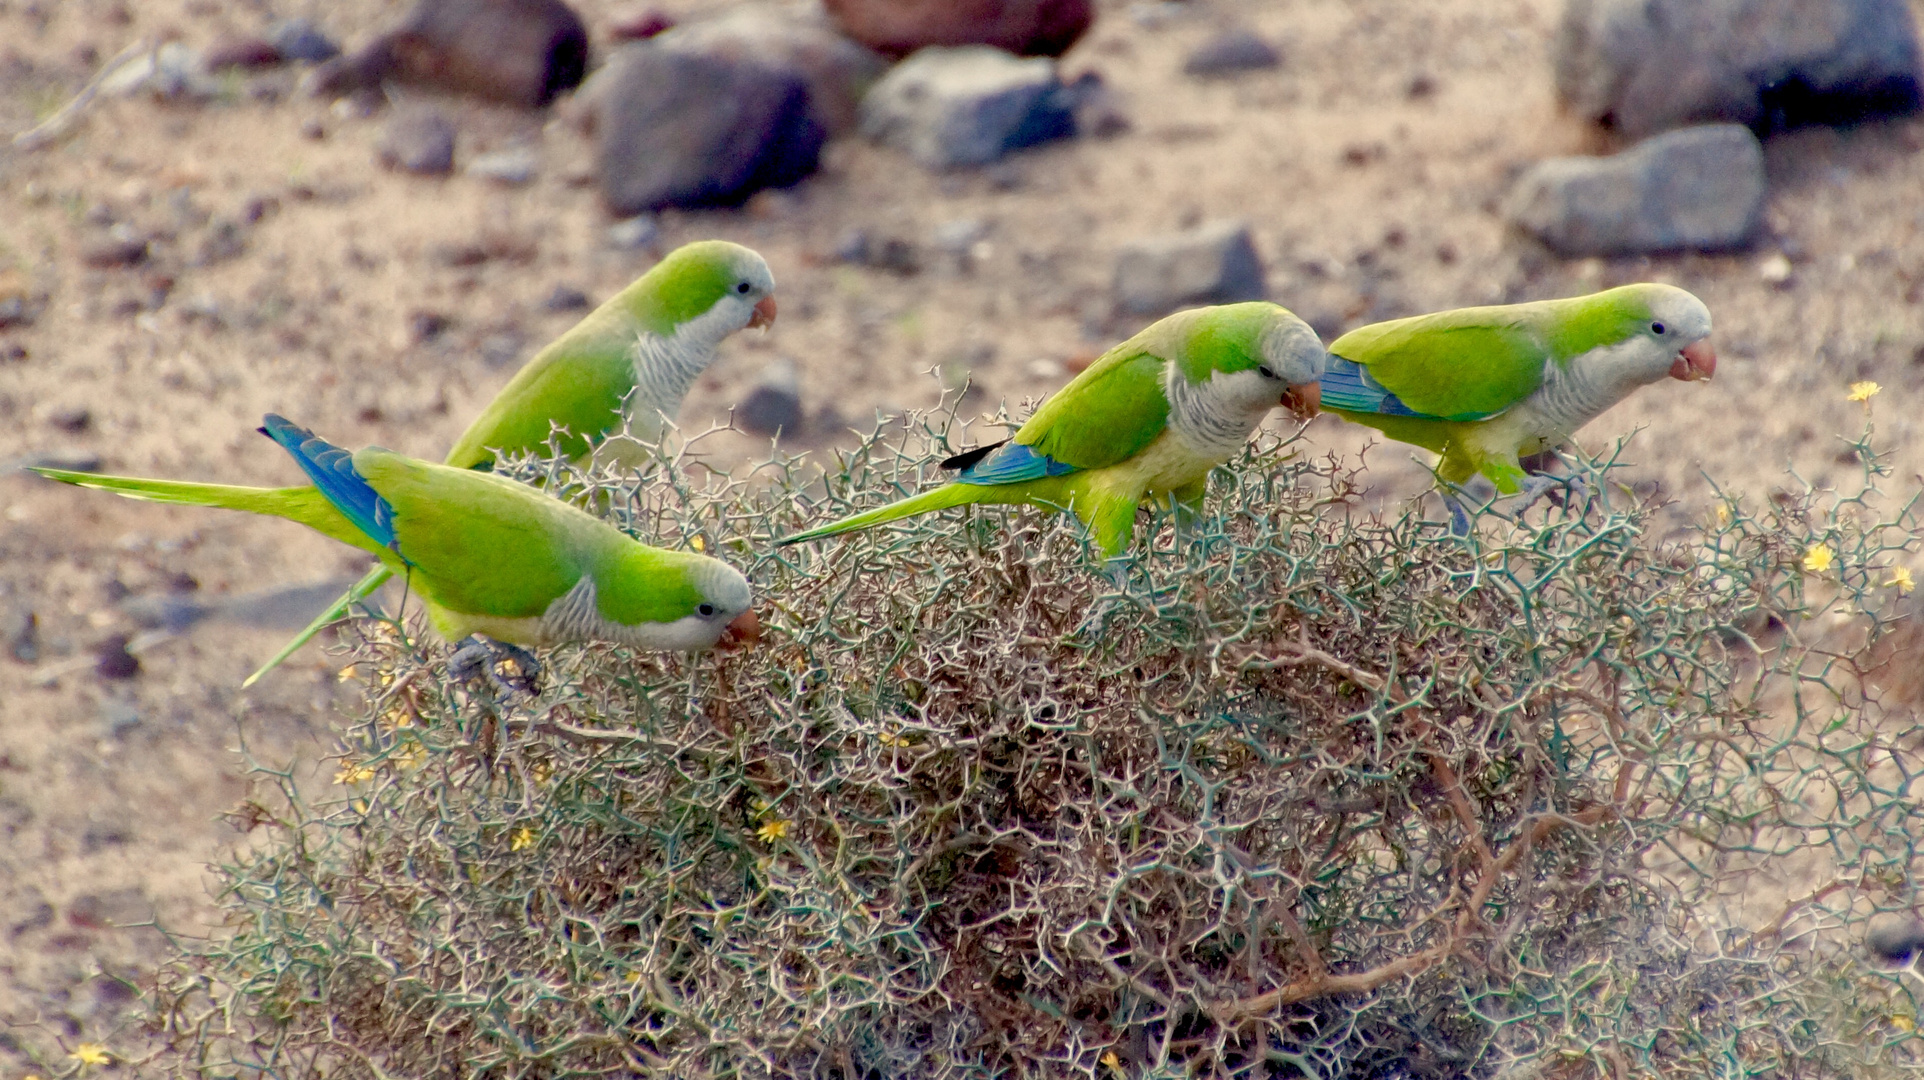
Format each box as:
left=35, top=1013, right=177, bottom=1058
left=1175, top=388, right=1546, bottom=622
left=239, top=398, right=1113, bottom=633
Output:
left=635, top=239, right=778, bottom=340
left=1585, top=283, right=1715, bottom=387
left=1170, top=302, right=1329, bottom=422
left=598, top=550, right=756, bottom=652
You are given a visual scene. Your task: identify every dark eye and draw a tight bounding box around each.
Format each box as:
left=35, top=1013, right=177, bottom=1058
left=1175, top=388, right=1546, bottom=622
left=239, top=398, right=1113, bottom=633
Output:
left=1258, top=365, right=1278, bottom=379
left=698, top=603, right=717, bottom=617
left=736, top=282, right=752, bottom=294
left=1651, top=321, right=1666, bottom=334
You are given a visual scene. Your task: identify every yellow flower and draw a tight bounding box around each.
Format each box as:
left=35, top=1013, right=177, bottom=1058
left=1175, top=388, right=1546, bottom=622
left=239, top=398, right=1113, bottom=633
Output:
left=510, top=826, right=536, bottom=851
left=391, top=743, right=426, bottom=771
left=338, top=664, right=358, bottom=681
left=1849, top=381, right=1882, bottom=402
left=1100, top=1050, right=1124, bottom=1073
left=333, top=763, right=377, bottom=785
left=1715, top=503, right=1731, bottom=526
left=756, top=818, right=791, bottom=843
left=689, top=534, right=706, bottom=552
left=1893, top=1012, right=1917, bottom=1032
left=1889, top=567, right=1916, bottom=595
left=877, top=729, right=912, bottom=747
left=69, top=1044, right=111, bottom=1066
left=1802, top=544, right=1835, bottom=573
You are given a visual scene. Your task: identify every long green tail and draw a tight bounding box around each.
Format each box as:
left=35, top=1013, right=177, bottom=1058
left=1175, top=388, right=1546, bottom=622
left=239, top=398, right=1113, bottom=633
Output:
left=777, top=485, right=988, bottom=545
left=28, top=468, right=372, bottom=550
left=241, top=563, right=393, bottom=687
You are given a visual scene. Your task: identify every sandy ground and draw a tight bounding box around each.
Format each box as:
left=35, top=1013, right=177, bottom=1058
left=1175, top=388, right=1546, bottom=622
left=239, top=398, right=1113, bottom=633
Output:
left=4, top=0, right=1924, bottom=1068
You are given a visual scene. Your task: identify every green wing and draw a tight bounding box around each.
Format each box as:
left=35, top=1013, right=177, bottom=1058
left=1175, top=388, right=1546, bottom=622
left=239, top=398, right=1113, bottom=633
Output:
left=1330, top=309, right=1553, bottom=422
left=1013, top=346, right=1170, bottom=471
left=361, top=453, right=587, bottom=618
left=444, top=327, right=635, bottom=469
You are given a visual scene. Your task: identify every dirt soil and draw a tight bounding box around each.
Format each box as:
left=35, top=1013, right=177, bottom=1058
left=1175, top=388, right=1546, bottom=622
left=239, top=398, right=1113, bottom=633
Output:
left=3, top=0, right=1923, bottom=1069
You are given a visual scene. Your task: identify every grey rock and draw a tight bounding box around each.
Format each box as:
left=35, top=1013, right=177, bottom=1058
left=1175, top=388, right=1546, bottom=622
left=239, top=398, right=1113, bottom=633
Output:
left=1868, top=911, right=1924, bottom=963
left=307, top=0, right=587, bottom=107
left=65, top=889, right=153, bottom=930
left=859, top=45, right=1075, bottom=168
left=1059, top=69, right=1130, bottom=138
left=4, top=608, right=36, bottom=664
left=653, top=11, right=889, bottom=136
left=932, top=217, right=990, bottom=254
left=94, top=634, right=139, bottom=681
left=268, top=18, right=342, bottom=64
left=593, top=45, right=827, bottom=215
left=1505, top=124, right=1765, bottom=256
left=833, top=229, right=921, bottom=274
left=1113, top=220, right=1267, bottom=315
left=1183, top=28, right=1281, bottom=76
left=480, top=332, right=523, bottom=368
left=40, top=405, right=91, bottom=433
left=377, top=109, right=457, bottom=175
left=1555, top=0, right=1923, bottom=137
left=100, top=42, right=222, bottom=99
left=465, top=146, right=538, bottom=185
left=544, top=284, right=591, bottom=311
left=736, top=359, right=805, bottom=438
left=606, top=213, right=660, bottom=250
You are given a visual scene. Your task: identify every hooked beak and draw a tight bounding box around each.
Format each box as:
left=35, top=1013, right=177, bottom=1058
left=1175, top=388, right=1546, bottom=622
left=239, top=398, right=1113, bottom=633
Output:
left=1669, top=340, right=1716, bottom=382
left=719, top=608, right=761, bottom=650
left=748, top=295, right=777, bottom=331
left=1281, top=382, right=1321, bottom=420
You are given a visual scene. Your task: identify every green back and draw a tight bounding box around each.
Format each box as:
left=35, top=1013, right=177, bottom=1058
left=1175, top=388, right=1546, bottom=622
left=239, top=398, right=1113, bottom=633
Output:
left=362, top=450, right=591, bottom=618
left=1330, top=287, right=1657, bottom=421
left=1013, top=343, right=1170, bottom=471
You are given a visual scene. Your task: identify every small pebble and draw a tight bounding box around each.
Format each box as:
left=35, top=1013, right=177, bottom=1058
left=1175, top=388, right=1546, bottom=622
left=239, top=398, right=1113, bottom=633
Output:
left=466, top=147, right=538, bottom=186
left=94, top=634, right=140, bottom=681
left=606, top=214, right=660, bottom=250
left=1758, top=252, right=1794, bottom=286
left=204, top=36, right=282, bottom=71
left=268, top=18, right=341, bottom=64
left=1182, top=28, right=1281, bottom=76
left=737, top=359, right=805, bottom=438
left=544, top=285, right=591, bottom=312
left=376, top=109, right=457, bottom=176
left=41, top=405, right=91, bottom=433
left=4, top=608, right=37, bottom=664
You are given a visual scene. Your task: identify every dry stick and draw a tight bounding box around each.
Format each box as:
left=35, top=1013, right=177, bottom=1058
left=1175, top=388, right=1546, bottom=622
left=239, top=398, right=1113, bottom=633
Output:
left=1218, top=627, right=1612, bottom=1020
left=12, top=37, right=150, bottom=150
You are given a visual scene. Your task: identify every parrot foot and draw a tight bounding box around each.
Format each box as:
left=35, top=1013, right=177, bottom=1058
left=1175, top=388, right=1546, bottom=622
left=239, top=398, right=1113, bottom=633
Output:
left=449, top=636, right=543, bottom=698
left=1512, top=472, right=1588, bottom=518
left=1442, top=491, right=1474, bottom=538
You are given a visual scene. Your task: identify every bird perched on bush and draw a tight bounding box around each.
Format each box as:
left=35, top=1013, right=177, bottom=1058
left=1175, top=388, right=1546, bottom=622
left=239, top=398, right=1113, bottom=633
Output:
left=256, top=239, right=775, bottom=685
left=1317, top=282, right=1715, bottom=533
left=32, top=416, right=758, bottom=671
left=778, top=301, right=1326, bottom=557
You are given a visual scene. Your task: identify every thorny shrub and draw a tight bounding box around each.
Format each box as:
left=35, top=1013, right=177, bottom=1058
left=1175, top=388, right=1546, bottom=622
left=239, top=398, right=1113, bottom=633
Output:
left=147, top=406, right=1924, bottom=1079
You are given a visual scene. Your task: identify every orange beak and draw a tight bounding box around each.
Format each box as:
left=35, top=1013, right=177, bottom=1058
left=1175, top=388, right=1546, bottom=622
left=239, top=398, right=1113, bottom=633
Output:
left=1669, top=341, right=1716, bottom=382
left=1281, top=382, right=1321, bottom=420
left=719, top=608, right=761, bottom=650
left=748, top=295, right=777, bottom=331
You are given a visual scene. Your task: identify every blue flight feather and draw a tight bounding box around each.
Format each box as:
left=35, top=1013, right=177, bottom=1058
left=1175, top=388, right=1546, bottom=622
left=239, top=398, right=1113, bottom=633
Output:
left=957, top=442, right=1080, bottom=486
left=258, top=414, right=407, bottom=561
left=1319, top=357, right=1423, bottom=417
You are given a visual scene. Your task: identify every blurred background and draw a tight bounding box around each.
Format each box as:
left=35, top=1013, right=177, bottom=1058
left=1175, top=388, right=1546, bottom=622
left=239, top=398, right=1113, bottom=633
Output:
left=3, top=0, right=1923, bottom=1064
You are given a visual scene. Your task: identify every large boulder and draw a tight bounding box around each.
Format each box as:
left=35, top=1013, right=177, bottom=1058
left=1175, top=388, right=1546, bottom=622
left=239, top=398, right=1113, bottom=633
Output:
left=1112, top=221, right=1267, bottom=316
left=306, top=0, right=587, bottom=108
left=652, top=12, right=889, bottom=136
left=1504, top=124, right=1766, bottom=256
left=824, top=0, right=1091, bottom=58
left=592, top=45, right=826, bottom=214
left=859, top=45, right=1075, bottom=169
left=1555, top=0, right=1923, bottom=136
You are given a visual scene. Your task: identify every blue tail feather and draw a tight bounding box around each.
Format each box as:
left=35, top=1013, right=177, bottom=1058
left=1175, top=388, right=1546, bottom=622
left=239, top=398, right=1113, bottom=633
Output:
left=956, top=441, right=1080, bottom=486
left=1320, top=357, right=1422, bottom=417
left=258, top=414, right=405, bottom=558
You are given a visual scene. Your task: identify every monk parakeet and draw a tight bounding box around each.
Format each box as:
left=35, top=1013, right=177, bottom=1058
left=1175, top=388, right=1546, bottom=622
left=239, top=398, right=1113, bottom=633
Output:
left=1318, top=283, right=1715, bottom=533
left=31, top=416, right=758, bottom=667
left=253, top=240, right=775, bottom=684
left=448, top=238, right=777, bottom=469
left=778, top=302, right=1326, bottom=557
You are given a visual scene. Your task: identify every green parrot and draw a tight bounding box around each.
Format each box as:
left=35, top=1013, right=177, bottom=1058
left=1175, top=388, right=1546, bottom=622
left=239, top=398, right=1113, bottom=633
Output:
left=253, top=240, right=775, bottom=685
left=777, top=302, right=1327, bottom=557
left=1317, top=282, right=1715, bottom=533
left=447, top=238, right=777, bottom=470
left=32, top=416, right=759, bottom=667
